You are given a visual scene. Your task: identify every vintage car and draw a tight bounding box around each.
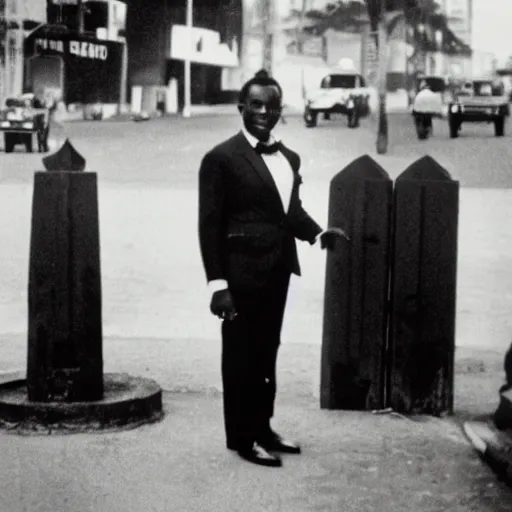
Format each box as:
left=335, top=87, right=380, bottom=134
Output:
left=447, top=79, right=510, bottom=138
left=0, top=93, right=50, bottom=153
left=303, top=71, right=371, bottom=128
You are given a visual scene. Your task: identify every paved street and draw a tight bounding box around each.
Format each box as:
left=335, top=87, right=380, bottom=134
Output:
left=1, top=113, right=511, bottom=351
left=0, top=112, right=512, bottom=511
left=1, top=388, right=511, bottom=512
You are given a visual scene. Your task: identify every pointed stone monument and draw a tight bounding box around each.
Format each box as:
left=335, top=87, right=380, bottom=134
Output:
left=0, top=141, right=163, bottom=432
left=28, top=139, right=102, bottom=402
left=42, top=138, right=86, bottom=172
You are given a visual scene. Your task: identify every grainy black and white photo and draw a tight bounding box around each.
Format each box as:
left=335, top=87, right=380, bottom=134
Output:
left=1, top=0, right=512, bottom=510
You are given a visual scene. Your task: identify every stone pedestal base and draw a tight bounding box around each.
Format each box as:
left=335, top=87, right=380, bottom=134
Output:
left=0, top=373, right=163, bottom=434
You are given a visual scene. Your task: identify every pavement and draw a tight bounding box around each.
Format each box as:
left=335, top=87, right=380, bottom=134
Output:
left=0, top=336, right=511, bottom=512
left=1, top=113, right=512, bottom=510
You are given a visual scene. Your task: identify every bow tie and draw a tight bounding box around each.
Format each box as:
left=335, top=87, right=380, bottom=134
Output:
left=255, top=141, right=281, bottom=155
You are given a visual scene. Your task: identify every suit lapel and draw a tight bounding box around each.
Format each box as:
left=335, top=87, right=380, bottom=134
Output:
left=234, top=131, right=285, bottom=213
left=278, top=143, right=298, bottom=172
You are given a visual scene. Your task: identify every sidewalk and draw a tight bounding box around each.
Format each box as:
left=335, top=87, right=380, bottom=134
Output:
left=0, top=334, right=510, bottom=512
left=57, top=92, right=410, bottom=123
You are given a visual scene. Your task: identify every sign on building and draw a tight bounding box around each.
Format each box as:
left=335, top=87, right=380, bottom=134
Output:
left=170, top=25, right=239, bottom=68
left=25, top=31, right=124, bottom=104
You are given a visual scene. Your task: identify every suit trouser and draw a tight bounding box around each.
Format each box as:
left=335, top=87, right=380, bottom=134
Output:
left=221, top=269, right=291, bottom=449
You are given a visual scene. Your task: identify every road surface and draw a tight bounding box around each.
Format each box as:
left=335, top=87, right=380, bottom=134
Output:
left=0, top=112, right=511, bottom=352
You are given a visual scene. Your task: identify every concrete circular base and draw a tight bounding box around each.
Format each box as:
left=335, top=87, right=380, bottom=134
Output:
left=0, top=373, right=163, bottom=434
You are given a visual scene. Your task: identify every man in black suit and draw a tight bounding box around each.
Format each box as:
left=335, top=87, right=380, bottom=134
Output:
left=198, top=70, right=348, bottom=468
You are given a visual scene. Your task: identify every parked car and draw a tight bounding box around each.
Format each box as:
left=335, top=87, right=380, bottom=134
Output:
left=0, top=93, right=50, bottom=153
left=448, top=79, right=510, bottom=138
left=303, top=71, right=371, bottom=128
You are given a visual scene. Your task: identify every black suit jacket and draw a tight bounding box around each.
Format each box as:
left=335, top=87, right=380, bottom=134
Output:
left=198, top=131, right=322, bottom=290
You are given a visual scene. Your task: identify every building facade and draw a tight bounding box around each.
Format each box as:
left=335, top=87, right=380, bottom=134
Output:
left=20, top=1, right=477, bottom=113
left=22, top=0, right=126, bottom=111
left=126, top=0, right=242, bottom=108
left=1, top=0, right=47, bottom=102
left=441, top=0, right=473, bottom=76
left=442, top=0, right=472, bottom=46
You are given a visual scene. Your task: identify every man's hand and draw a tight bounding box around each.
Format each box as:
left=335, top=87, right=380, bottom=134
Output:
left=210, top=289, right=237, bottom=321
left=319, top=227, right=350, bottom=250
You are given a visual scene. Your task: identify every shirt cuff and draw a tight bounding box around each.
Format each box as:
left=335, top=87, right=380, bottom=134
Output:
left=208, top=279, right=228, bottom=293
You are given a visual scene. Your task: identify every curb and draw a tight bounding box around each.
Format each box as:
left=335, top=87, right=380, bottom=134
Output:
left=0, top=373, right=163, bottom=434
left=58, top=106, right=412, bottom=122
left=463, top=421, right=512, bottom=486
left=0, top=370, right=24, bottom=383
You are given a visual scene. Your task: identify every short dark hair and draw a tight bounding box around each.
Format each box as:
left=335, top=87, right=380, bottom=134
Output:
left=238, top=69, right=283, bottom=104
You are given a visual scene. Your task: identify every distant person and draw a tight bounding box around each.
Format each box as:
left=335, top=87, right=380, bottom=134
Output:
left=32, top=96, right=45, bottom=109
left=460, top=82, right=474, bottom=96
left=478, top=83, right=492, bottom=96
left=413, top=80, right=441, bottom=116
left=198, top=69, right=348, bottom=468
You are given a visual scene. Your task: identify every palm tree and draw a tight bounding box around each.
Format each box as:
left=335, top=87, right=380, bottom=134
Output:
left=365, top=0, right=462, bottom=153
left=0, top=0, right=6, bottom=65
left=283, top=1, right=368, bottom=55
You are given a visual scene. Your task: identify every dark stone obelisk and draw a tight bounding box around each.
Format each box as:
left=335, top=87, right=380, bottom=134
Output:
left=27, top=139, right=103, bottom=402
left=320, top=155, right=392, bottom=411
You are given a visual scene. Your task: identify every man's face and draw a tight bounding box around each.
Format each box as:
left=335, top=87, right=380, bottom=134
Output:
left=238, top=84, right=282, bottom=141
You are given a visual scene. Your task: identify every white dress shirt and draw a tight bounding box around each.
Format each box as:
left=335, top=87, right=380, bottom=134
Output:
left=208, top=127, right=318, bottom=293
left=241, top=126, right=294, bottom=212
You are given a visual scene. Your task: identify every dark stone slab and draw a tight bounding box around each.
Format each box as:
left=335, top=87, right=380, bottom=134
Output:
left=320, top=155, right=392, bottom=411
left=27, top=171, right=103, bottom=402
left=388, top=157, right=459, bottom=416
left=0, top=373, right=163, bottom=434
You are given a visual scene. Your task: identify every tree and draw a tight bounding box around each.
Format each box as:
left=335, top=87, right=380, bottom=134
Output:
left=365, top=0, right=460, bottom=154
left=284, top=0, right=368, bottom=55
left=0, top=0, right=5, bottom=65
left=365, top=0, right=391, bottom=153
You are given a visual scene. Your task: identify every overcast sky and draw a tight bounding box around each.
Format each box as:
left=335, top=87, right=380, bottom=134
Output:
left=471, top=0, right=512, bottom=62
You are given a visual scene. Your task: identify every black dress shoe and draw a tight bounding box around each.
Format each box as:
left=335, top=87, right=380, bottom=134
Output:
left=259, top=432, right=302, bottom=454
left=237, top=442, right=282, bottom=467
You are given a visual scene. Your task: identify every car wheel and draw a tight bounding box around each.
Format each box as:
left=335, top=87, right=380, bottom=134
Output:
left=360, top=101, right=370, bottom=117
left=449, top=118, right=459, bottom=138
left=4, top=133, right=14, bottom=153
left=495, top=117, right=505, bottom=137
left=347, top=110, right=359, bottom=128
left=24, top=134, right=33, bottom=153
left=416, top=124, right=429, bottom=139
left=304, top=110, right=317, bottom=128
